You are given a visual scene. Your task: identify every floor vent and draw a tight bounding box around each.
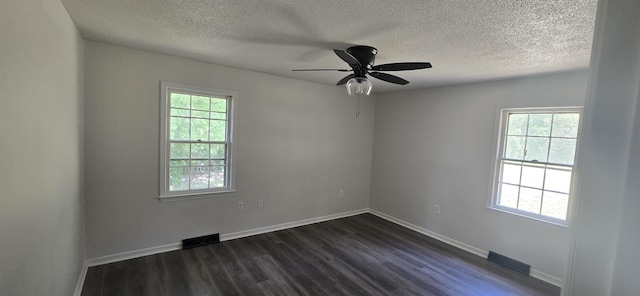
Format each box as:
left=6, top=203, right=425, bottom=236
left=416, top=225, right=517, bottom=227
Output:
left=487, top=251, right=531, bottom=276
left=182, top=233, right=220, bottom=249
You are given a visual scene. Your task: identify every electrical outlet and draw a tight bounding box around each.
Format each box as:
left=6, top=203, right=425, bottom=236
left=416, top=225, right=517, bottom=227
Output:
left=434, top=204, right=440, bottom=215
left=257, top=199, right=263, bottom=208
left=339, top=190, right=344, bottom=198
left=237, top=202, right=244, bottom=211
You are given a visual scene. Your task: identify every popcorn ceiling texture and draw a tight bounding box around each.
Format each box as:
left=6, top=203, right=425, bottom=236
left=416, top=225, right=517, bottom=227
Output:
left=61, top=0, right=597, bottom=92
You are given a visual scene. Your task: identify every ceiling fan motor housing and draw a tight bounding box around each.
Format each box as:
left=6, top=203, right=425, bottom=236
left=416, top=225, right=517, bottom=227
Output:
left=346, top=46, right=377, bottom=77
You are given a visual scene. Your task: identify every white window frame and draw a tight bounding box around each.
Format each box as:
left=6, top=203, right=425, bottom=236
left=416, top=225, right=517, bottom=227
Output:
left=159, top=82, right=237, bottom=200
left=489, top=107, right=582, bottom=226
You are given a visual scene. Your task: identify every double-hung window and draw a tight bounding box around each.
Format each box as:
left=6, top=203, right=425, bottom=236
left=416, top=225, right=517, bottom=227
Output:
left=490, top=107, right=581, bottom=225
left=159, top=82, right=237, bottom=199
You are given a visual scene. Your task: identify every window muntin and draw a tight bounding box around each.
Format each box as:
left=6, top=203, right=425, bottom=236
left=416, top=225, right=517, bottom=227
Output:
left=160, top=82, right=236, bottom=199
left=492, top=108, right=581, bottom=224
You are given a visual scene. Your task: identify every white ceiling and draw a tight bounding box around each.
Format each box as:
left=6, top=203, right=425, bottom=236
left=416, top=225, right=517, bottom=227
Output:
left=60, top=0, right=598, bottom=93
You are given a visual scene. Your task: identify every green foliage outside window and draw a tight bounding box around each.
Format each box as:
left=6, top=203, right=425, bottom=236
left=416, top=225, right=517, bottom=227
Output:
left=168, top=92, right=229, bottom=191
left=497, top=110, right=580, bottom=221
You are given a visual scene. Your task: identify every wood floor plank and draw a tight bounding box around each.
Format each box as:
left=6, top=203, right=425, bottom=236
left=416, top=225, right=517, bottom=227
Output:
left=82, top=214, right=561, bottom=296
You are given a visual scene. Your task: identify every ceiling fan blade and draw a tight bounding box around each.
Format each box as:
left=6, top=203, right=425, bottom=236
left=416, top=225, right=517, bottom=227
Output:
left=337, top=74, right=356, bottom=85
left=369, top=72, right=410, bottom=85
left=334, top=49, right=361, bottom=67
left=371, top=62, right=432, bottom=71
left=292, top=69, right=351, bottom=72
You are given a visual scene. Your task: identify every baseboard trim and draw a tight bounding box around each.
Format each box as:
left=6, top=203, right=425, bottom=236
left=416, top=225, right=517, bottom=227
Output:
left=83, top=208, right=368, bottom=268
left=85, top=242, right=182, bottom=267
left=78, top=207, right=562, bottom=290
left=368, top=209, right=563, bottom=288
left=369, top=209, right=488, bottom=257
left=73, top=261, right=89, bottom=296
left=531, top=269, right=563, bottom=288
left=221, top=208, right=368, bottom=241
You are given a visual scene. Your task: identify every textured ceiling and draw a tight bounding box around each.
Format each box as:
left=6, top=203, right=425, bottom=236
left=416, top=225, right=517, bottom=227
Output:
left=61, top=0, right=598, bottom=93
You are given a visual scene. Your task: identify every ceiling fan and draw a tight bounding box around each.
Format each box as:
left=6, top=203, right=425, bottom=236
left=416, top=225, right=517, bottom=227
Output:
left=293, top=45, right=432, bottom=96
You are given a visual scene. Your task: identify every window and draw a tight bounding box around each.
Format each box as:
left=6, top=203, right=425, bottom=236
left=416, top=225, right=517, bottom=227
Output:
left=490, top=108, right=581, bottom=225
left=159, top=82, right=237, bottom=199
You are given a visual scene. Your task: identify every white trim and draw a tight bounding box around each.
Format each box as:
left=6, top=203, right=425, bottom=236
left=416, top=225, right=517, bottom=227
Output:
left=159, top=81, right=238, bottom=200
left=531, top=269, right=564, bottom=288
left=488, top=107, right=583, bottom=226
left=82, top=209, right=367, bottom=267
left=221, top=208, right=368, bottom=241
left=369, top=209, right=487, bottom=257
left=76, top=208, right=562, bottom=290
left=158, top=190, right=237, bottom=203
left=85, top=243, right=182, bottom=267
left=368, top=209, right=563, bottom=288
left=73, top=261, right=89, bottom=296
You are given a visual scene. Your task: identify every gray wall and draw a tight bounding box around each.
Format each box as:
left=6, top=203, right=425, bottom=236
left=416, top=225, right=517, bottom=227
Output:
left=83, top=41, right=375, bottom=259
left=370, top=71, right=589, bottom=281
left=566, top=0, right=640, bottom=294
left=0, top=0, right=84, bottom=295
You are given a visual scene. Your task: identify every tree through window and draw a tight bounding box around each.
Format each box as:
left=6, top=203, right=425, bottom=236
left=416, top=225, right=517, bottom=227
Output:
left=491, top=108, right=581, bottom=224
left=159, top=82, right=237, bottom=199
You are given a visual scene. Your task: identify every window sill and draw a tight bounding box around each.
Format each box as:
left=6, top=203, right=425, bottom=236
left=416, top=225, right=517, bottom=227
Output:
left=158, top=190, right=236, bottom=202
left=486, top=206, right=570, bottom=230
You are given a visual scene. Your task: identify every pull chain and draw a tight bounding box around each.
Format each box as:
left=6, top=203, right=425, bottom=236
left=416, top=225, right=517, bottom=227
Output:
left=355, top=96, right=360, bottom=118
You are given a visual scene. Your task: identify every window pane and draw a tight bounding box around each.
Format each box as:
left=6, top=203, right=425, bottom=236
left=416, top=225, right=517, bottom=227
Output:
left=518, top=187, right=542, bottom=214
left=549, top=138, right=577, bottom=165
left=191, top=143, right=209, bottom=159
left=210, top=144, right=226, bottom=159
left=552, top=113, right=580, bottom=138
left=507, top=114, right=528, bottom=136
left=528, top=114, right=552, bottom=136
left=192, top=95, right=210, bottom=111
left=170, top=117, right=189, bottom=140
left=524, top=137, right=549, bottom=162
left=505, top=136, right=525, bottom=159
left=544, top=167, right=572, bottom=193
left=541, top=191, right=569, bottom=220
left=170, top=108, right=189, bottom=117
left=190, top=118, right=209, bottom=141
left=499, top=184, right=519, bottom=208
left=170, top=93, right=190, bottom=109
left=170, top=160, right=188, bottom=167
left=162, top=84, right=235, bottom=198
left=169, top=166, right=189, bottom=191
left=191, top=110, right=209, bottom=119
left=210, top=120, right=227, bottom=141
left=501, top=161, right=521, bottom=184
left=170, top=143, right=189, bottom=159
left=210, top=112, right=226, bottom=120
left=190, top=166, right=209, bottom=189
left=521, top=164, right=545, bottom=189
left=211, top=98, right=227, bottom=112
left=190, top=159, right=208, bottom=166
left=210, top=166, right=225, bottom=187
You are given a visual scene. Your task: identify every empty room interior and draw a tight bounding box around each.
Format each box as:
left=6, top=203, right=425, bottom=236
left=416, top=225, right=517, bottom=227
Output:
left=2, top=0, right=640, bottom=295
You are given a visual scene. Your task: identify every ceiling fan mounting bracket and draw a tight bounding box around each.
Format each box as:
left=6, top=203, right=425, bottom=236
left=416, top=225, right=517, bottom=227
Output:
left=346, top=46, right=377, bottom=69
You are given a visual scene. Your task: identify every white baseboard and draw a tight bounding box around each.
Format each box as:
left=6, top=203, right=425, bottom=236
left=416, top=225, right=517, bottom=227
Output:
left=221, top=208, right=368, bottom=241
left=85, top=242, right=182, bottom=267
left=82, top=208, right=368, bottom=268
left=369, top=209, right=488, bottom=257
left=368, top=209, right=563, bottom=288
left=530, top=269, right=563, bottom=288
left=77, top=207, right=562, bottom=292
left=74, top=261, right=89, bottom=296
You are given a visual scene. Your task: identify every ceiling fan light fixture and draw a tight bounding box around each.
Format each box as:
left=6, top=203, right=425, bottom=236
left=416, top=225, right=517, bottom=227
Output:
left=346, top=77, right=372, bottom=96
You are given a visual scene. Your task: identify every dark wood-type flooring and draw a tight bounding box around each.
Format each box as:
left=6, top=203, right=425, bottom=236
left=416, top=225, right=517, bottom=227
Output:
left=82, top=213, right=560, bottom=296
